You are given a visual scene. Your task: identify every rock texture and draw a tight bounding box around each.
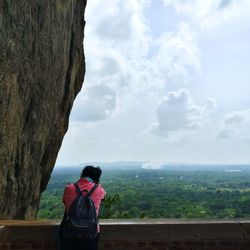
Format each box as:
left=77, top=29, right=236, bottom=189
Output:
left=0, top=0, right=87, bottom=219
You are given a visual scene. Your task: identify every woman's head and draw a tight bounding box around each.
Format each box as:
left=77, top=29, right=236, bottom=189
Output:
left=80, top=165, right=102, bottom=183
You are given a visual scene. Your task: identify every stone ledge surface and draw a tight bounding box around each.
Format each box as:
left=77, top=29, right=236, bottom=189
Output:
left=0, top=226, right=4, bottom=242
left=1, top=219, right=250, bottom=250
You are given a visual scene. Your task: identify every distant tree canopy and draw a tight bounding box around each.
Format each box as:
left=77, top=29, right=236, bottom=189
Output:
left=38, top=169, right=250, bottom=219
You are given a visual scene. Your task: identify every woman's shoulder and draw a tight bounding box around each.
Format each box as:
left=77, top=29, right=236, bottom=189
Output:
left=64, top=183, right=75, bottom=191
left=98, top=183, right=104, bottom=189
left=97, top=183, right=106, bottom=195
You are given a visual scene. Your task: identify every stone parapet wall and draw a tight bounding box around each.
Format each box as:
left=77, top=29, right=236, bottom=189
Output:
left=1, top=219, right=250, bottom=250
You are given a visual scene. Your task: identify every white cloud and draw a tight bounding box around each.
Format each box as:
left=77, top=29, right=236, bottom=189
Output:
left=152, top=89, right=216, bottom=135
left=57, top=0, right=250, bottom=165
left=216, top=128, right=234, bottom=139
left=216, top=109, right=250, bottom=140
left=224, top=110, right=250, bottom=124
left=162, top=0, right=250, bottom=30
left=74, top=0, right=202, bottom=123
left=75, top=0, right=152, bottom=121
left=152, top=22, right=200, bottom=85
left=205, top=98, right=217, bottom=112
left=86, top=0, right=150, bottom=57
left=71, top=85, right=117, bottom=122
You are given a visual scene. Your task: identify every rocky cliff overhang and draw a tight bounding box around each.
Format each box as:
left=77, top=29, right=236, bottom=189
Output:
left=0, top=0, right=87, bottom=219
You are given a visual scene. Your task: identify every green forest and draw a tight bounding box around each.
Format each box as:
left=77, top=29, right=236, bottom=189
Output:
left=38, top=167, right=250, bottom=220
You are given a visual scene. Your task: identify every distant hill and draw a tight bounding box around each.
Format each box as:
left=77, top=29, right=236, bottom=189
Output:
left=54, top=161, right=250, bottom=173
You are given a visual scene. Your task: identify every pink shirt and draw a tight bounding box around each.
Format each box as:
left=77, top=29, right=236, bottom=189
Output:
left=63, top=178, right=106, bottom=232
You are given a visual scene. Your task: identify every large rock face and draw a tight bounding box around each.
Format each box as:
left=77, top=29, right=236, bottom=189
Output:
left=0, top=0, right=87, bottom=219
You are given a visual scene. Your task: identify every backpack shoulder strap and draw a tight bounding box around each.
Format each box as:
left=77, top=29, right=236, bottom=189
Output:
left=86, top=183, right=99, bottom=197
left=74, top=182, right=82, bottom=196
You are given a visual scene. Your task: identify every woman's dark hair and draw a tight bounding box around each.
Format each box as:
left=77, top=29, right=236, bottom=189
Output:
left=80, top=165, right=102, bottom=183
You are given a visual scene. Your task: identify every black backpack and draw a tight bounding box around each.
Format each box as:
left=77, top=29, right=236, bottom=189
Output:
left=59, top=182, right=99, bottom=240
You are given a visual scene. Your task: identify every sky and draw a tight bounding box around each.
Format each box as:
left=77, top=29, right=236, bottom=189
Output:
left=56, top=0, right=250, bottom=166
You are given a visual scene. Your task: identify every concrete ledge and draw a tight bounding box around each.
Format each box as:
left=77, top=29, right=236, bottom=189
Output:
left=101, top=219, right=249, bottom=240
left=0, top=226, right=4, bottom=242
left=0, top=219, right=250, bottom=249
